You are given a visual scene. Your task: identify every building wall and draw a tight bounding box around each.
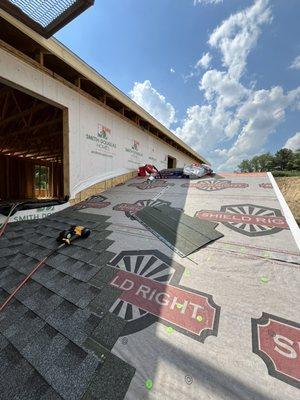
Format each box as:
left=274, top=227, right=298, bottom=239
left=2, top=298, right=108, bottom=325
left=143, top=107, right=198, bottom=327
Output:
left=0, top=47, right=196, bottom=199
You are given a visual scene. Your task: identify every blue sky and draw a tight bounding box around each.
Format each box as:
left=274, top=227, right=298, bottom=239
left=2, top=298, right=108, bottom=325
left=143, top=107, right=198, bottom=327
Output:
left=56, top=0, right=300, bottom=170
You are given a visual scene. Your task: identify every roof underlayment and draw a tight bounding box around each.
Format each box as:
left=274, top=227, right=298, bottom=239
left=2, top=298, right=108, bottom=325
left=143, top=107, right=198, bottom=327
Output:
left=0, top=173, right=299, bottom=399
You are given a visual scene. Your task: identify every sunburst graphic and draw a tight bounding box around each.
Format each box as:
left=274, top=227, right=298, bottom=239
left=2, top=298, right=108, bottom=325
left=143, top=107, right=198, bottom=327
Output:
left=127, top=199, right=170, bottom=218
left=128, top=180, right=174, bottom=190
left=110, top=254, right=174, bottom=321
left=108, top=250, right=184, bottom=335
left=220, top=204, right=284, bottom=236
left=182, top=179, right=248, bottom=191
left=259, top=183, right=272, bottom=189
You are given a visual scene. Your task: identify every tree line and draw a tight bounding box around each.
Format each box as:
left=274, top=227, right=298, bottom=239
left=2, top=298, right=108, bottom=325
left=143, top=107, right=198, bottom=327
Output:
left=238, top=148, right=300, bottom=173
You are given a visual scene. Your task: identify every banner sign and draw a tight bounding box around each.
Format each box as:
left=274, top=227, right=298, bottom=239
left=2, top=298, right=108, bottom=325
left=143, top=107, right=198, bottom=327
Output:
left=252, top=313, right=300, bottom=388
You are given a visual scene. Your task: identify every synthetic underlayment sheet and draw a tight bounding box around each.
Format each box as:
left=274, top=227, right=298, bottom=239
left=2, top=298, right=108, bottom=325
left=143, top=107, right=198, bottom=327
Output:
left=135, top=204, right=223, bottom=256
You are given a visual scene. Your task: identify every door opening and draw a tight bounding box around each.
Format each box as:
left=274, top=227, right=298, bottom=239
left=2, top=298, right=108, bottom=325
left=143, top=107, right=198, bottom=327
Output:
left=167, top=156, right=177, bottom=169
left=0, top=82, right=64, bottom=201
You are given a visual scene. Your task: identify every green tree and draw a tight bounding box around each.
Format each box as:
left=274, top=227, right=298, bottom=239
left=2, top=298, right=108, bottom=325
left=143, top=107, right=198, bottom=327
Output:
left=292, top=149, right=300, bottom=170
left=256, top=153, right=275, bottom=171
left=251, top=156, right=260, bottom=172
left=238, top=159, right=253, bottom=172
left=274, top=148, right=294, bottom=170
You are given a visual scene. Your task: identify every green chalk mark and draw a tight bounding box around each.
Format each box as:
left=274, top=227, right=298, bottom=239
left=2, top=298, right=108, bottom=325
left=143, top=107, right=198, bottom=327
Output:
left=260, top=277, right=269, bottom=283
left=262, top=252, right=270, bottom=258
left=196, top=315, right=204, bottom=322
left=166, top=326, right=174, bottom=334
left=184, top=269, right=191, bottom=277
left=240, top=247, right=246, bottom=253
left=145, top=379, right=153, bottom=390
left=176, top=303, right=183, bottom=309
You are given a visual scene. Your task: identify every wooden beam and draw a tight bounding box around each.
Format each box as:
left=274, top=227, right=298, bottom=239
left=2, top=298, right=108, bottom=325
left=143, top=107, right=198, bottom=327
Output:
left=11, top=91, right=28, bottom=127
left=0, top=118, right=61, bottom=138
left=0, top=85, right=12, bottom=99
left=0, top=102, right=49, bottom=128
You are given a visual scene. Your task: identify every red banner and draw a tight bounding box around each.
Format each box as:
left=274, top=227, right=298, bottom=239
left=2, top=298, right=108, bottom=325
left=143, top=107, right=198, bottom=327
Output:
left=113, top=203, right=142, bottom=213
left=196, top=210, right=288, bottom=229
left=110, top=269, right=217, bottom=337
left=253, top=314, right=300, bottom=388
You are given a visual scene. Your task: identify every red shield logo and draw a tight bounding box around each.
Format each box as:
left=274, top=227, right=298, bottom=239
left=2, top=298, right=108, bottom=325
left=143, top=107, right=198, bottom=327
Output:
left=108, top=250, right=220, bottom=342
left=182, top=179, right=248, bottom=191
left=113, top=199, right=172, bottom=219
left=252, top=313, right=300, bottom=388
left=128, top=180, right=174, bottom=190
left=72, top=195, right=110, bottom=210
left=259, top=183, right=273, bottom=189
left=195, top=204, right=288, bottom=236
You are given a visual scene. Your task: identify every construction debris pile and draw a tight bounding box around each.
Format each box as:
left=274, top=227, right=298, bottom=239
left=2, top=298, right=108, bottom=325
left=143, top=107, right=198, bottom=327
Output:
left=138, top=163, right=214, bottom=180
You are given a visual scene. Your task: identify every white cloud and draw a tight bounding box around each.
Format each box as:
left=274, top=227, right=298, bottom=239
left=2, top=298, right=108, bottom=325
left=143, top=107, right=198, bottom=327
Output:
left=208, top=0, right=272, bottom=78
left=194, top=0, right=223, bottom=5
left=289, top=55, right=300, bottom=70
left=218, top=86, right=300, bottom=170
left=130, top=80, right=176, bottom=129
left=200, top=69, right=249, bottom=108
left=131, top=1, right=300, bottom=171
left=284, top=132, right=300, bottom=151
left=175, top=103, right=233, bottom=153
left=170, top=68, right=175, bottom=73
left=175, top=0, right=300, bottom=171
left=196, top=52, right=212, bottom=69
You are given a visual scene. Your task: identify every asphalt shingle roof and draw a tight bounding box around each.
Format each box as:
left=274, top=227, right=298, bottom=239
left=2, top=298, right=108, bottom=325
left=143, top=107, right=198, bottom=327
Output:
left=0, top=208, right=135, bottom=400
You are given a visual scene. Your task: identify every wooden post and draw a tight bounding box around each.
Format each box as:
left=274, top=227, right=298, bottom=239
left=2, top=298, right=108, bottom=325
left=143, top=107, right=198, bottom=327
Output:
left=35, top=51, right=44, bottom=66
left=75, top=77, right=81, bottom=88
left=62, top=108, right=70, bottom=198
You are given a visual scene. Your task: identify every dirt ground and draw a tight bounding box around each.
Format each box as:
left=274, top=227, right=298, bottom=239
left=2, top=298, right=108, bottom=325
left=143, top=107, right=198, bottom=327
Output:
left=275, top=177, right=300, bottom=225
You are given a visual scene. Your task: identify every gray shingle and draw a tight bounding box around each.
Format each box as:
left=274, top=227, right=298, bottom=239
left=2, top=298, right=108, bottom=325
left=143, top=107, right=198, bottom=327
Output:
left=21, top=324, right=99, bottom=400
left=33, top=264, right=60, bottom=286
left=44, top=271, right=73, bottom=293
left=22, top=244, right=52, bottom=261
left=24, top=286, right=64, bottom=319
left=0, top=246, right=20, bottom=257
left=90, top=239, right=114, bottom=253
left=9, top=253, right=38, bottom=275
left=13, top=279, right=42, bottom=302
left=0, top=267, right=24, bottom=292
left=87, top=285, right=121, bottom=316
left=58, top=278, right=100, bottom=308
left=89, top=251, right=115, bottom=268
left=90, top=312, right=127, bottom=350
left=0, top=345, right=38, bottom=399
left=0, top=292, right=28, bottom=331
left=47, top=302, right=102, bottom=345
left=46, top=253, right=99, bottom=282
left=1, top=309, right=45, bottom=351
left=58, top=246, right=99, bottom=264
left=89, top=266, right=117, bottom=285
left=82, top=353, right=135, bottom=400
left=15, top=370, right=61, bottom=400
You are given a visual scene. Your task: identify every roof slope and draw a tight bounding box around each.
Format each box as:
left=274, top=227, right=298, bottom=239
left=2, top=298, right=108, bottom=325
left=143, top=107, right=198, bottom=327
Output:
left=0, top=209, right=135, bottom=400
